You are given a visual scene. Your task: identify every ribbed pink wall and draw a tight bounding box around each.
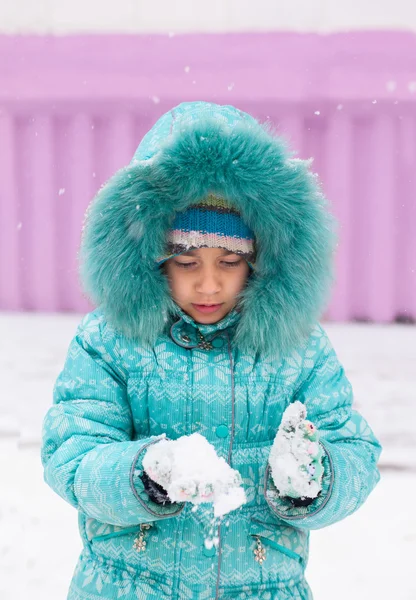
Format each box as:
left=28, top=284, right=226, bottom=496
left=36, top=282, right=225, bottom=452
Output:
left=0, top=32, right=415, bottom=321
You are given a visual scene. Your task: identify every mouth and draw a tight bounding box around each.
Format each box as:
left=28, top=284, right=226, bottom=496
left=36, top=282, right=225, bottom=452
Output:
left=192, top=303, right=224, bottom=314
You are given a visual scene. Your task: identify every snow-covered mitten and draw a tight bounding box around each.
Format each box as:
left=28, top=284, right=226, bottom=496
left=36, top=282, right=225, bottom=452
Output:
left=269, top=401, right=324, bottom=502
left=142, top=433, right=246, bottom=517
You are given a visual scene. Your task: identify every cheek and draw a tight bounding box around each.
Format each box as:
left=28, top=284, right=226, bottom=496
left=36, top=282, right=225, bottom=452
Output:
left=233, top=268, right=250, bottom=291
left=166, top=271, right=189, bottom=300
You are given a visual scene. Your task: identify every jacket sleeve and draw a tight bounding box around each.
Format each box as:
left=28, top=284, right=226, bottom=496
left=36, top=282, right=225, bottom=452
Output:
left=264, top=324, right=382, bottom=531
left=41, top=311, right=185, bottom=526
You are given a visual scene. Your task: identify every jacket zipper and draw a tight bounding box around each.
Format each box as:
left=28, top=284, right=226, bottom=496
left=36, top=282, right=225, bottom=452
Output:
left=250, top=534, right=303, bottom=563
left=215, top=331, right=235, bottom=600
left=133, top=523, right=153, bottom=551
left=91, top=522, right=153, bottom=552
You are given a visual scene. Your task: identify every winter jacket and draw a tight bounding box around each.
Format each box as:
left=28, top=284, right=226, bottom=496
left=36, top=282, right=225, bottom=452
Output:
left=41, top=102, right=382, bottom=600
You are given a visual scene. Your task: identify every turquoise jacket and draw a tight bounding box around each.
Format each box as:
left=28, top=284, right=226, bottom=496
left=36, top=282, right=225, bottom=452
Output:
left=41, top=102, right=382, bottom=600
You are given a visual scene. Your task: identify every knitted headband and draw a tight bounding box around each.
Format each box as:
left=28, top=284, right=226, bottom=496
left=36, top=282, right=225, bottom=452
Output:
left=156, top=194, right=256, bottom=269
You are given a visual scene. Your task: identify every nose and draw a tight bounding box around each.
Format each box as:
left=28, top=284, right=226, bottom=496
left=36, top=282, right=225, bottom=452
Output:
left=194, top=265, right=221, bottom=296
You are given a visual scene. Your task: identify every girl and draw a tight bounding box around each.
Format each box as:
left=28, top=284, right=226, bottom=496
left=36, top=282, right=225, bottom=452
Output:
left=41, top=101, right=382, bottom=600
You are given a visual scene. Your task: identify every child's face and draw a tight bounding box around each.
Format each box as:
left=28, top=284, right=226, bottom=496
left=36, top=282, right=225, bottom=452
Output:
left=163, top=247, right=251, bottom=324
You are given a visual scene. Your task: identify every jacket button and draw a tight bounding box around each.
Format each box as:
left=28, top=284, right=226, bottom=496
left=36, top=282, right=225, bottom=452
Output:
left=216, top=425, right=229, bottom=438
left=181, top=334, right=191, bottom=342
left=211, top=337, right=224, bottom=349
left=202, top=545, right=216, bottom=557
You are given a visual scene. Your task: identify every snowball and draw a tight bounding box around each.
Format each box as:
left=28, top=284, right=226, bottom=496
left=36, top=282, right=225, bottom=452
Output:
left=269, top=401, right=321, bottom=499
left=214, top=486, right=246, bottom=518
left=143, top=433, right=246, bottom=517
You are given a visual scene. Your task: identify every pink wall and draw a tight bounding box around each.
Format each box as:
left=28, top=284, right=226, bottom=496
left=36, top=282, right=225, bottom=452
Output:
left=0, top=32, right=415, bottom=321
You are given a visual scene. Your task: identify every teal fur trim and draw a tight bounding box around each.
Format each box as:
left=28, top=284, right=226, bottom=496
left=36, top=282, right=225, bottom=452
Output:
left=80, top=102, right=336, bottom=357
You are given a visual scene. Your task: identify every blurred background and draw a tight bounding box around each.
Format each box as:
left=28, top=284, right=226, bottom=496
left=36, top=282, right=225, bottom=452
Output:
left=1, top=2, right=415, bottom=599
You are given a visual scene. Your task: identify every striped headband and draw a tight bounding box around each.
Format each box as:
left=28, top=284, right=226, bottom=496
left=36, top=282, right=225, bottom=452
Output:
left=156, top=194, right=256, bottom=269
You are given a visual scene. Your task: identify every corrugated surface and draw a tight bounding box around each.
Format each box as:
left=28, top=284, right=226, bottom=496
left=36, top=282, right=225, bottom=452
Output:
left=0, top=32, right=415, bottom=320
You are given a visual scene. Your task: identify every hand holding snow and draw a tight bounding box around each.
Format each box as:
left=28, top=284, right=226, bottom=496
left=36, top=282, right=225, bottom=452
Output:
left=142, top=433, right=246, bottom=517
left=269, top=401, right=324, bottom=499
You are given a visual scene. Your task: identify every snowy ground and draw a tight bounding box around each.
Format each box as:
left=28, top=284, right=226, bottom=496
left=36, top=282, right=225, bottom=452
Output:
left=1, top=313, right=415, bottom=600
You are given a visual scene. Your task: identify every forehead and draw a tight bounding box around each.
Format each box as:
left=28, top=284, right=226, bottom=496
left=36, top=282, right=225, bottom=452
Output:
left=180, top=248, right=236, bottom=257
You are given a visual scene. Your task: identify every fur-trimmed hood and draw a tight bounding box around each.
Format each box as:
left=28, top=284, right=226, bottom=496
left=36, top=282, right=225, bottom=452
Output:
left=80, top=101, right=336, bottom=357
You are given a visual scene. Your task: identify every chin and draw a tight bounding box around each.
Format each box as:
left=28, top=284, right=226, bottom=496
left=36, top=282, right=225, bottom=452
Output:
left=193, top=314, right=221, bottom=324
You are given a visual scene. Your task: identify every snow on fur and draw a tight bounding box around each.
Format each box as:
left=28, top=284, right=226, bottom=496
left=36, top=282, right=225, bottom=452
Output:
left=142, top=433, right=246, bottom=517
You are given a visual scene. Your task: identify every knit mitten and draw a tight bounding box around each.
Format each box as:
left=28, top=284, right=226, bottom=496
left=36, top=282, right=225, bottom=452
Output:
left=269, top=401, right=325, bottom=502
left=142, top=433, right=246, bottom=517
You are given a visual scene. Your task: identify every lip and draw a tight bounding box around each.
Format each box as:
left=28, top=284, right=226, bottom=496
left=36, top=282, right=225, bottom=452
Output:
left=192, top=303, right=223, bottom=314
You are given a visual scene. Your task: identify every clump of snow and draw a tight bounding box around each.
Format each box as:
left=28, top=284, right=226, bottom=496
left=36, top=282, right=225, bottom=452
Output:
left=269, top=401, right=323, bottom=499
left=142, top=433, right=246, bottom=517
left=204, top=534, right=219, bottom=550
left=213, top=486, right=246, bottom=518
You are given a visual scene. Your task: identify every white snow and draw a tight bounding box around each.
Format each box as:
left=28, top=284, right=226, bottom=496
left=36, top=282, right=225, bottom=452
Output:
left=213, top=486, right=246, bottom=518
left=269, top=401, right=323, bottom=499
left=143, top=432, right=247, bottom=517
left=1, top=314, right=415, bottom=599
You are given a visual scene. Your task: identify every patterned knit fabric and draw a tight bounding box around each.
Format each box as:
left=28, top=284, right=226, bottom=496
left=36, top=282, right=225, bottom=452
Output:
left=156, top=194, right=256, bottom=268
left=41, top=309, right=382, bottom=600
